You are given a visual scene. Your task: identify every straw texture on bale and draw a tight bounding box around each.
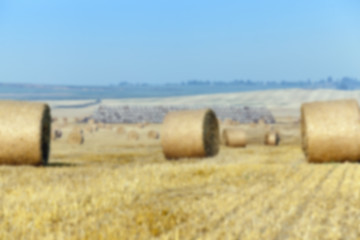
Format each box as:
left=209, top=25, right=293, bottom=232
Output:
left=127, top=130, right=139, bottom=140
left=161, top=109, right=219, bottom=159
left=0, top=101, right=51, bottom=165
left=264, top=131, right=280, bottom=146
left=147, top=130, right=160, bottom=139
left=67, top=128, right=84, bottom=145
left=223, top=128, right=247, bottom=147
left=301, top=99, right=360, bottom=163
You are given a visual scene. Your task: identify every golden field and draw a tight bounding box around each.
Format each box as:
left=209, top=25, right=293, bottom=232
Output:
left=3, top=89, right=360, bottom=240
left=1, top=117, right=360, bottom=240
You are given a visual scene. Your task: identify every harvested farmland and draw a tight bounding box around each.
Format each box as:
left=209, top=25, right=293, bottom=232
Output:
left=2, top=107, right=360, bottom=239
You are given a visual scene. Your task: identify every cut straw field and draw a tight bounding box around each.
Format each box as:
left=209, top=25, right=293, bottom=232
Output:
left=1, top=121, right=360, bottom=240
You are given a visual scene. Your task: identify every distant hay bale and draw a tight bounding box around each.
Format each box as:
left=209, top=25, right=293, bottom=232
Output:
left=127, top=130, right=139, bottom=140
left=223, top=118, right=234, bottom=125
left=147, top=130, right=159, bottom=139
left=63, top=117, right=68, bottom=125
left=52, top=129, right=62, bottom=140
left=0, top=101, right=51, bottom=165
left=88, top=119, right=96, bottom=124
left=67, top=128, right=84, bottom=145
left=257, top=118, right=266, bottom=125
left=301, top=99, right=360, bottom=163
left=223, top=128, right=247, bottom=147
left=85, top=125, right=94, bottom=133
left=264, top=131, right=280, bottom=146
left=161, top=109, right=219, bottom=159
left=116, top=126, right=126, bottom=135
left=138, top=122, right=148, bottom=128
left=106, top=124, right=113, bottom=130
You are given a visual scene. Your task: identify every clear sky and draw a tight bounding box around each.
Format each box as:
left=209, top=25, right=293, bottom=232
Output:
left=0, top=0, right=359, bottom=85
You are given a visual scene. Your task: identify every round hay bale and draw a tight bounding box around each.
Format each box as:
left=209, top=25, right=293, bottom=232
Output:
left=301, top=99, right=360, bottom=163
left=52, top=129, right=63, bottom=140
left=264, top=131, right=280, bottom=146
left=0, top=101, right=51, bottom=165
left=85, top=125, right=94, bottom=133
left=138, top=122, right=148, bottom=129
left=116, top=126, right=126, bottom=135
left=147, top=130, right=159, bottom=139
left=67, top=128, right=84, bottom=145
left=161, top=109, right=219, bottom=159
left=223, top=128, right=247, bottom=147
left=127, top=130, right=139, bottom=140
left=223, top=118, right=234, bottom=125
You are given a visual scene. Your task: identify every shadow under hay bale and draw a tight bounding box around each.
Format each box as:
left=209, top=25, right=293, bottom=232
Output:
left=127, top=130, right=140, bottom=140
left=0, top=101, right=51, bottom=165
left=223, top=128, right=247, bottom=147
left=301, top=99, right=360, bottom=163
left=264, top=131, right=280, bottom=146
left=67, top=128, right=84, bottom=145
left=161, top=109, right=219, bottom=159
left=147, top=130, right=160, bottom=139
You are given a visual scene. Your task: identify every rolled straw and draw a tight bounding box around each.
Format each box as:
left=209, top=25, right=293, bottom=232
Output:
left=223, top=128, right=247, bottom=147
left=161, top=109, right=219, bottom=159
left=301, top=99, right=360, bottom=163
left=127, top=130, right=139, bottom=140
left=0, top=101, right=51, bottom=165
left=264, top=131, right=280, bottom=146
left=147, top=130, right=160, bottom=139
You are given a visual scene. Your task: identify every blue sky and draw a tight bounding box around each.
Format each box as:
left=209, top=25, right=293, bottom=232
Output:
left=0, top=0, right=359, bottom=85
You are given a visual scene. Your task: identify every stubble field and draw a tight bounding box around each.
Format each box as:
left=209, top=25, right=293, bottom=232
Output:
left=1, top=117, right=360, bottom=240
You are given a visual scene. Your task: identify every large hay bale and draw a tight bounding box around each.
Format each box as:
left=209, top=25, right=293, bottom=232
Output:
left=161, top=109, right=219, bottom=159
left=67, top=128, right=84, bottom=144
left=264, top=131, right=280, bottom=146
left=301, top=99, right=360, bottom=163
left=127, top=130, right=139, bottom=140
left=147, top=130, right=160, bottom=139
left=223, top=128, right=247, bottom=147
left=0, top=101, right=51, bottom=165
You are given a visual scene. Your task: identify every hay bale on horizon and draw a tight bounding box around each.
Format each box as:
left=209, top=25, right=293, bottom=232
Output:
left=0, top=101, right=51, bottom=165
left=67, top=128, right=84, bottom=145
left=264, top=131, right=280, bottom=146
left=116, top=126, right=126, bottom=135
left=223, top=128, right=247, bottom=147
left=88, top=119, right=96, bottom=124
left=127, top=130, right=139, bottom=140
left=147, top=130, right=159, bottom=139
left=161, top=109, right=219, bottom=159
left=52, top=129, right=62, bottom=141
left=301, top=99, right=360, bottom=163
left=85, top=125, right=95, bottom=133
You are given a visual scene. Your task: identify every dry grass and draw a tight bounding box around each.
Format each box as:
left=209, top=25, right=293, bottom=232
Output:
left=1, top=121, right=360, bottom=239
